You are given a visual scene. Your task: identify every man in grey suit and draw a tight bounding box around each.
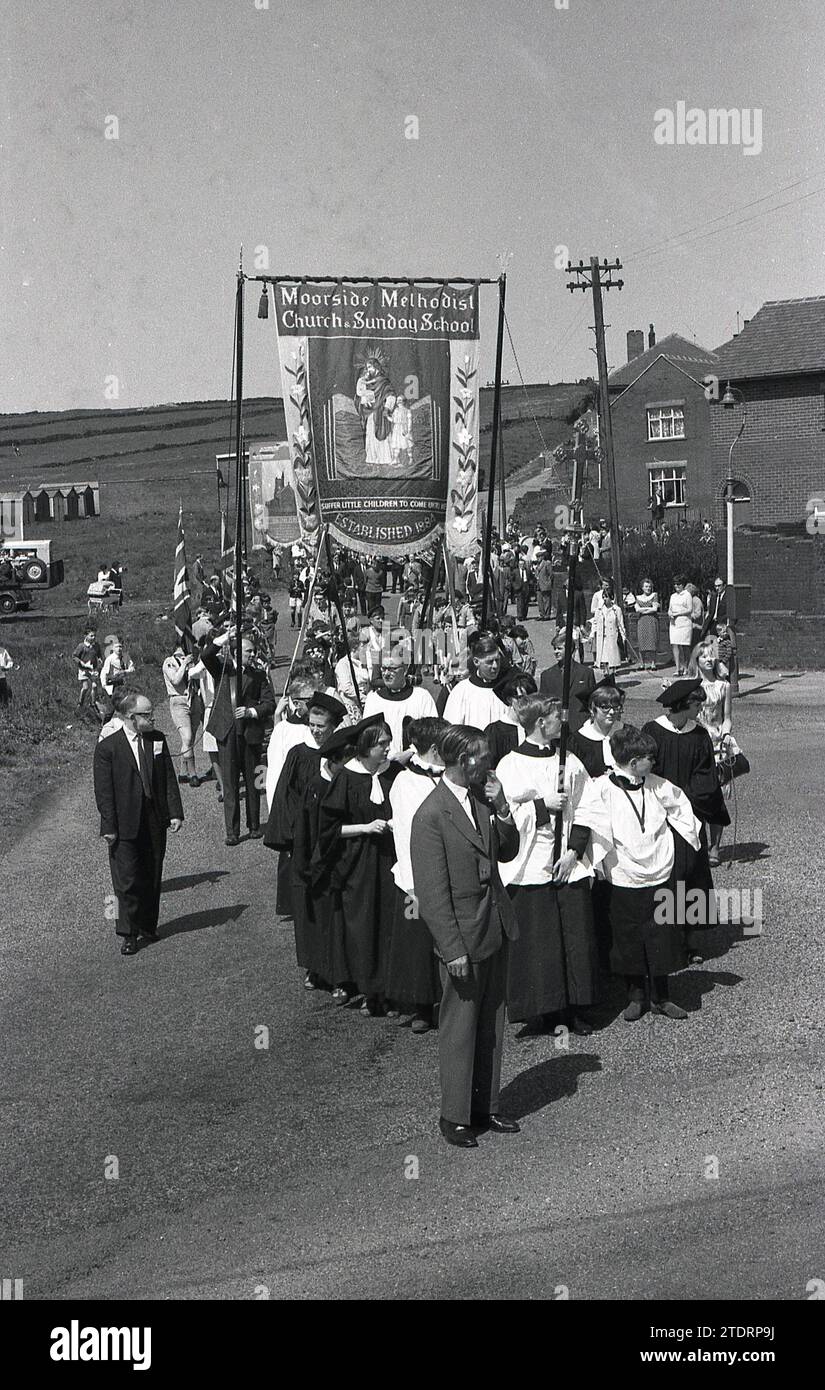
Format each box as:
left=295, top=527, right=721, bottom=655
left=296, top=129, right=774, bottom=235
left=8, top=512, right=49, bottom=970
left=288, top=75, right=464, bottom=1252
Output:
left=410, top=725, right=521, bottom=1148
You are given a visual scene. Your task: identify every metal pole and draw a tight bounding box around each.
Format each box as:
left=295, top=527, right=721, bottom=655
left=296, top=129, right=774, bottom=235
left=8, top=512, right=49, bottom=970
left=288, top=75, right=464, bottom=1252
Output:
left=590, top=258, right=623, bottom=603
left=233, top=268, right=245, bottom=708
left=481, top=273, right=507, bottom=628
left=553, top=431, right=586, bottom=864
left=726, top=403, right=746, bottom=586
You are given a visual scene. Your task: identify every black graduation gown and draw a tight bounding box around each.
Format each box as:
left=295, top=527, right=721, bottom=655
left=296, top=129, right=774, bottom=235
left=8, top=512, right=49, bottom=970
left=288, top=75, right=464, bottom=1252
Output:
left=315, top=765, right=399, bottom=998
left=290, top=768, right=342, bottom=986
left=484, top=719, right=520, bottom=769
left=263, top=742, right=321, bottom=917
left=502, top=744, right=599, bottom=1021
left=568, top=727, right=611, bottom=778
left=642, top=720, right=730, bottom=932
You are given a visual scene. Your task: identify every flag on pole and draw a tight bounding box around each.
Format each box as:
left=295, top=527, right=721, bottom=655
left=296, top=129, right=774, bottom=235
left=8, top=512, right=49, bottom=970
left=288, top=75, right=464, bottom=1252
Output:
left=174, top=501, right=193, bottom=650
left=218, top=508, right=234, bottom=598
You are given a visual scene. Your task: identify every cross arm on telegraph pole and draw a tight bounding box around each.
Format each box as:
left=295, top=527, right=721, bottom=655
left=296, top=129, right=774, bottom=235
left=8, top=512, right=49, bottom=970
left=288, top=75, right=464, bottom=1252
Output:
left=565, top=257, right=624, bottom=603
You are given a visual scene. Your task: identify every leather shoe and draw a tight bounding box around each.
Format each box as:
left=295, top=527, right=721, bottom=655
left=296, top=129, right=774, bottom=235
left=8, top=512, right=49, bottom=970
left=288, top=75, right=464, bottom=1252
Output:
left=651, top=999, right=688, bottom=1020
left=439, top=1118, right=478, bottom=1148
left=471, top=1113, right=520, bottom=1134
left=120, top=937, right=137, bottom=956
left=248, top=827, right=264, bottom=839
left=225, top=834, right=240, bottom=847
left=568, top=1013, right=593, bottom=1036
left=139, top=926, right=159, bottom=941
left=623, top=999, right=646, bottom=1021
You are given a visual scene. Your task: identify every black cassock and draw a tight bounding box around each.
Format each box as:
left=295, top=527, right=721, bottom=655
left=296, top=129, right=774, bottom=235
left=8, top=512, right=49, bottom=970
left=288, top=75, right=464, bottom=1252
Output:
left=568, top=726, right=611, bottom=778
left=642, top=719, right=730, bottom=914
left=315, top=765, right=400, bottom=998
left=264, top=742, right=324, bottom=963
left=290, top=767, right=345, bottom=987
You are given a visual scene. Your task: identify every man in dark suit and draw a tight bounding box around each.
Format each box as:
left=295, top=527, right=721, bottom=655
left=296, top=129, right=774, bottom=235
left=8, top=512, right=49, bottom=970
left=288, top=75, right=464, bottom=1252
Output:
left=702, top=577, right=728, bottom=635
left=539, top=629, right=596, bottom=733
left=200, top=630, right=276, bottom=845
left=93, top=690, right=184, bottom=956
left=410, top=725, right=521, bottom=1148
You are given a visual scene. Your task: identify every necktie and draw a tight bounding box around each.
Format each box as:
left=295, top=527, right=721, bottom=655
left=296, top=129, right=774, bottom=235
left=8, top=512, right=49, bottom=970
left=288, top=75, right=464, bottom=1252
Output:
left=138, top=736, right=154, bottom=800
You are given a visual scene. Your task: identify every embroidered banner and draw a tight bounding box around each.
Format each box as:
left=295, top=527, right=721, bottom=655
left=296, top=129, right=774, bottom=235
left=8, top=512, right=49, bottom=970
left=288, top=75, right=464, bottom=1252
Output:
left=273, top=280, right=480, bottom=556
left=247, top=440, right=302, bottom=546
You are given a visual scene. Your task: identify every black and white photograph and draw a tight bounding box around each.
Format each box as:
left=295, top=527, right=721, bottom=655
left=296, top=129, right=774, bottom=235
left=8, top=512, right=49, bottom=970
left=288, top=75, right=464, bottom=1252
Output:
left=2, top=0, right=824, bottom=1349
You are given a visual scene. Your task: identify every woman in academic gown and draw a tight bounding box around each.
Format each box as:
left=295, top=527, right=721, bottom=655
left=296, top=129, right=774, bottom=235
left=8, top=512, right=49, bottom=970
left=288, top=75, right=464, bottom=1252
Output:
left=568, top=678, right=626, bottom=777
left=443, top=631, right=510, bottom=728
left=315, top=715, right=399, bottom=1015
left=497, top=694, right=599, bottom=1033
left=384, top=715, right=447, bottom=1031
left=263, top=694, right=347, bottom=984
left=642, top=677, right=730, bottom=962
left=483, top=670, right=537, bottom=767
left=289, top=723, right=357, bottom=1003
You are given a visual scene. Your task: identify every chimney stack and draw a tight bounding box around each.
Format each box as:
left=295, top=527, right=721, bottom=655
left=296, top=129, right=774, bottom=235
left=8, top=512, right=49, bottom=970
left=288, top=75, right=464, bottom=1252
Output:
left=627, top=329, right=645, bottom=363
left=648, top=324, right=656, bottom=349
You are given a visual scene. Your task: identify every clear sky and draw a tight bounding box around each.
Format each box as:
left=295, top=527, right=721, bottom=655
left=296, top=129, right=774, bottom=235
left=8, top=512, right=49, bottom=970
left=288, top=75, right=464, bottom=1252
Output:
left=3, top=0, right=824, bottom=412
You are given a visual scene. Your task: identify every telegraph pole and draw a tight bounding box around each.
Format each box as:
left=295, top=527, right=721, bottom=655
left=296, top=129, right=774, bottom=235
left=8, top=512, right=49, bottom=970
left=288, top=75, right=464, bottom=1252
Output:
left=566, top=257, right=624, bottom=602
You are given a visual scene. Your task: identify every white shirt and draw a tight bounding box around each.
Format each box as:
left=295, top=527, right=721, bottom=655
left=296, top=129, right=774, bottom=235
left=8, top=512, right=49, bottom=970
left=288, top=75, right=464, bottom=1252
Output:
left=100, top=652, right=135, bottom=697
left=442, top=774, right=477, bottom=826
left=116, top=718, right=142, bottom=769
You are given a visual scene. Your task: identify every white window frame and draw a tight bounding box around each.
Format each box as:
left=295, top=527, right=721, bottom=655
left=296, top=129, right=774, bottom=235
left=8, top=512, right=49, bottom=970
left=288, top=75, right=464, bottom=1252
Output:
left=647, top=406, right=685, bottom=441
left=648, top=464, right=687, bottom=508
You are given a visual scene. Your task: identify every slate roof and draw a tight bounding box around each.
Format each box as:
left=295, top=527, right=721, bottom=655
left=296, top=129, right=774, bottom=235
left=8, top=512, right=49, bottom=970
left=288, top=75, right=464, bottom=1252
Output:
left=713, top=297, right=825, bottom=379
left=607, top=334, right=720, bottom=390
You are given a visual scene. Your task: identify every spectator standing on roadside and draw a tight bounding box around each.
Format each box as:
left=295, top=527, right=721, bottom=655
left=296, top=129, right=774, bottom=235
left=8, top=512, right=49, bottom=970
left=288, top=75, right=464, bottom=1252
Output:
left=73, top=630, right=102, bottom=710
left=0, top=643, right=14, bottom=705
left=100, top=639, right=135, bottom=699
left=162, top=643, right=199, bottom=786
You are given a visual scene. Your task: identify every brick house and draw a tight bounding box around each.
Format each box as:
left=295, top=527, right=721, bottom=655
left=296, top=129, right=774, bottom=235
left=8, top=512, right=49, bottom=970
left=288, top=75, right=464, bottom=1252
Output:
left=604, top=328, right=721, bottom=527
left=709, top=297, right=825, bottom=530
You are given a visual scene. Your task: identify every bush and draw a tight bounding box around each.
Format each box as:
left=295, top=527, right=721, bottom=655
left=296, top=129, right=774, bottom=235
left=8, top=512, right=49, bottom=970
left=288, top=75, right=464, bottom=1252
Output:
left=621, top=523, right=719, bottom=598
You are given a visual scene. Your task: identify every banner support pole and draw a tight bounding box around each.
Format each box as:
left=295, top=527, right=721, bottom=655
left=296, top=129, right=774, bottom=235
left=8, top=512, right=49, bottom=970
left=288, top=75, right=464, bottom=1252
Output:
left=481, top=273, right=507, bottom=628
left=232, top=261, right=246, bottom=708
left=553, top=429, right=587, bottom=864
left=281, top=525, right=328, bottom=701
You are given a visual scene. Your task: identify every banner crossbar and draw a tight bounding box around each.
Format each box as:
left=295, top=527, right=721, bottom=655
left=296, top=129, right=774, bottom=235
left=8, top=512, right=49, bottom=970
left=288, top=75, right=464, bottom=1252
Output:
left=248, top=275, right=499, bottom=286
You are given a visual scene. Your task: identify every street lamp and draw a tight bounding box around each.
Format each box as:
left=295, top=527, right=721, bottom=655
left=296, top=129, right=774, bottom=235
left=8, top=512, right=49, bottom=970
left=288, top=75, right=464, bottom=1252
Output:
left=721, top=381, right=747, bottom=585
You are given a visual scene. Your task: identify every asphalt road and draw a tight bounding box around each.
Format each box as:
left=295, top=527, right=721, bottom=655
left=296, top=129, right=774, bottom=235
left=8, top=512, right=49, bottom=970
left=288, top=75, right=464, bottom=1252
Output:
left=2, top=609, right=825, bottom=1301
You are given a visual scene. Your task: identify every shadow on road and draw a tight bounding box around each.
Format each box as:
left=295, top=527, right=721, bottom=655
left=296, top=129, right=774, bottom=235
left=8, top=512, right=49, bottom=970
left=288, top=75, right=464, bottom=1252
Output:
left=721, top=840, right=770, bottom=864
left=499, top=1053, right=602, bottom=1121
left=673, top=968, right=742, bottom=1012
left=162, top=870, right=230, bottom=892
left=160, top=903, right=249, bottom=938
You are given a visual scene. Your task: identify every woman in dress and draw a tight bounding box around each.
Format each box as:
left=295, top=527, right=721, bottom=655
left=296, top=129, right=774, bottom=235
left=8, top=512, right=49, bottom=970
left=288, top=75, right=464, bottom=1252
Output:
left=315, top=716, right=398, bottom=1015
left=568, top=679, right=625, bottom=778
left=667, top=575, right=693, bottom=675
left=497, top=695, right=599, bottom=1034
left=570, top=725, right=701, bottom=1021
left=686, top=583, right=705, bottom=649
left=688, top=640, right=734, bottom=865
left=591, top=582, right=626, bottom=675
left=634, top=578, right=660, bottom=670
left=642, top=677, right=730, bottom=961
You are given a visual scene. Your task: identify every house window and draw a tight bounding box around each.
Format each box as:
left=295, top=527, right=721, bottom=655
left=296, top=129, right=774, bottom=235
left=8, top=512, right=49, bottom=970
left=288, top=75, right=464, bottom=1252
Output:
left=649, top=466, right=686, bottom=507
left=647, top=406, right=685, bottom=441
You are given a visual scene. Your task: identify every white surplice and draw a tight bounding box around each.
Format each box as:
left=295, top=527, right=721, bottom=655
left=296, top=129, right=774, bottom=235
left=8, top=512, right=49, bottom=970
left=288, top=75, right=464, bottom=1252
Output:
left=574, top=772, right=700, bottom=888
left=496, top=745, right=593, bottom=887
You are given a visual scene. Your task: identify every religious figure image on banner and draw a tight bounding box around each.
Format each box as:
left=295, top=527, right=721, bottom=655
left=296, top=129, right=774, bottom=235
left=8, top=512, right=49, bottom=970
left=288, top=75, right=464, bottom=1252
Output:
left=329, top=341, right=436, bottom=482
left=273, top=280, right=480, bottom=556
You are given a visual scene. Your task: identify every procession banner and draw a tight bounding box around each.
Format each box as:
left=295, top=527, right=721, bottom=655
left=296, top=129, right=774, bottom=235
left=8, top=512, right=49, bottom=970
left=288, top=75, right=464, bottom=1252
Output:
left=247, top=440, right=302, bottom=546
left=272, top=280, right=480, bottom=556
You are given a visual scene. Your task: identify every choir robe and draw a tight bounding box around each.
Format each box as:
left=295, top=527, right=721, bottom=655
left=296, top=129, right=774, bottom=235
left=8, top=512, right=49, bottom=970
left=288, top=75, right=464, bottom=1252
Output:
left=384, top=760, right=442, bottom=1007
left=568, top=719, right=617, bottom=778
left=497, top=742, right=599, bottom=1021
left=290, top=763, right=342, bottom=987
left=264, top=714, right=315, bottom=809
left=484, top=715, right=524, bottom=768
left=643, top=717, right=730, bottom=915
left=363, top=683, right=438, bottom=756
left=264, top=741, right=322, bottom=941
left=443, top=673, right=509, bottom=730
left=573, top=772, right=700, bottom=976
left=314, top=761, right=400, bottom=998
